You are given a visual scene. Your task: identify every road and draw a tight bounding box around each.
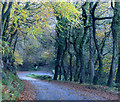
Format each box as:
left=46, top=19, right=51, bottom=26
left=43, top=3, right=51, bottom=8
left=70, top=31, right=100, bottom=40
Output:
left=17, top=71, right=106, bottom=100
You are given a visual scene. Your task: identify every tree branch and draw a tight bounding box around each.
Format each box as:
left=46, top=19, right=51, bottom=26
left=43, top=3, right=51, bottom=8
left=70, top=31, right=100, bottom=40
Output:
left=92, top=0, right=100, bottom=12
left=103, top=51, right=111, bottom=56
left=111, top=0, right=120, bottom=10
left=4, top=2, right=13, bottom=20
left=95, top=17, right=113, bottom=20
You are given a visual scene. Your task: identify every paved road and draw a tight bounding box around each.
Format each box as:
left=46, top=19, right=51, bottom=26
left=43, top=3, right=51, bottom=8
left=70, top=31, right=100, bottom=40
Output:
left=17, top=71, right=105, bottom=100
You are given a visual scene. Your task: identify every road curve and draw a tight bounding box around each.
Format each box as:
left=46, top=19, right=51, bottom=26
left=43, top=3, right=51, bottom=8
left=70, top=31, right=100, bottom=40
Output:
left=17, top=71, right=106, bottom=100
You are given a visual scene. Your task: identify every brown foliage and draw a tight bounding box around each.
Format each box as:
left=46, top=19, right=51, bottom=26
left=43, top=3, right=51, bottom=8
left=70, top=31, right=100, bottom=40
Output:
left=19, top=80, right=36, bottom=100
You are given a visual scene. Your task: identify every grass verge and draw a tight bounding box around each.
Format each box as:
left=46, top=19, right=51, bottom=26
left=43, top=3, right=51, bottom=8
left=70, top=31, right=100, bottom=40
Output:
left=26, top=73, right=52, bottom=81
left=2, top=71, right=24, bottom=100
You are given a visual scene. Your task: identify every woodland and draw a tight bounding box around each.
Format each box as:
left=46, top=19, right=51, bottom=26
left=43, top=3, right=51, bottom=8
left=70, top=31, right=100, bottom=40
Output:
left=0, top=0, right=120, bottom=100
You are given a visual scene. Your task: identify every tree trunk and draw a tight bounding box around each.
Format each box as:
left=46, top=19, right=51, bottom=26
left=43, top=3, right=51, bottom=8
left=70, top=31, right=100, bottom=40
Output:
left=78, top=2, right=88, bottom=83
left=107, top=2, right=119, bottom=87
left=115, top=6, right=120, bottom=85
left=91, top=1, right=103, bottom=85
left=1, top=2, right=13, bottom=73
left=89, top=2, right=95, bottom=83
left=115, top=55, right=120, bottom=84
left=68, top=51, right=73, bottom=81
left=59, top=65, right=62, bottom=80
left=74, top=55, right=79, bottom=82
left=79, top=50, right=85, bottom=83
left=53, top=45, right=61, bottom=80
left=60, top=38, right=68, bottom=81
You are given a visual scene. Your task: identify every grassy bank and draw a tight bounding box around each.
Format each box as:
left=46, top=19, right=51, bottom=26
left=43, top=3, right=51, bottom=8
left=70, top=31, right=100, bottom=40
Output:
left=1, top=71, right=24, bottom=100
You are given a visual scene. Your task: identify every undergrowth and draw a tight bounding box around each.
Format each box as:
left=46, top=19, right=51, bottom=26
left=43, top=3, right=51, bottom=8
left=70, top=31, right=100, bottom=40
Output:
left=2, top=71, right=24, bottom=100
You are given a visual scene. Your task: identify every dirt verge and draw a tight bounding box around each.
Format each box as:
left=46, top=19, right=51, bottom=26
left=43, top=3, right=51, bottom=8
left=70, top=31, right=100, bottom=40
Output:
left=19, top=80, right=36, bottom=100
